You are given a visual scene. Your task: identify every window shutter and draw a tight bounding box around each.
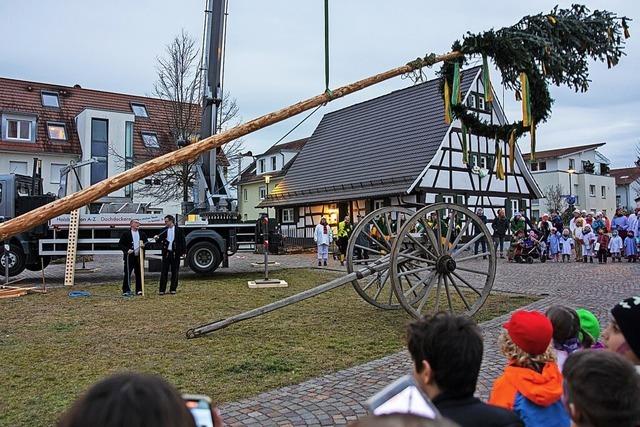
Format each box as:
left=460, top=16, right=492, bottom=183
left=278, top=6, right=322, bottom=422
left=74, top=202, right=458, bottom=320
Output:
left=505, top=199, right=512, bottom=219
left=435, top=194, right=444, bottom=203
left=456, top=195, right=464, bottom=206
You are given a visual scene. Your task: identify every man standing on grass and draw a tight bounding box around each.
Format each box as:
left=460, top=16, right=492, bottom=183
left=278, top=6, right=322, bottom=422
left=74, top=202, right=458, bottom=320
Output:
left=155, top=215, right=186, bottom=295
left=118, top=219, right=148, bottom=296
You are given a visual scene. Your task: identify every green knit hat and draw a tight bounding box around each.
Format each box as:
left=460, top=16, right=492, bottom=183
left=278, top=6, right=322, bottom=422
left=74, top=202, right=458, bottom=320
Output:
left=577, top=308, right=600, bottom=341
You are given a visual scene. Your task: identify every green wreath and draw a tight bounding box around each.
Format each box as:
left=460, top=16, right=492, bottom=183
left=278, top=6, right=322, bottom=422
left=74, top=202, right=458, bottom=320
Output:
left=411, top=5, right=630, bottom=164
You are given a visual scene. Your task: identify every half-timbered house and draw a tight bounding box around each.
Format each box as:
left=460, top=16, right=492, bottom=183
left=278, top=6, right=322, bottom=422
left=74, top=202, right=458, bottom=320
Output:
left=261, top=66, right=542, bottom=243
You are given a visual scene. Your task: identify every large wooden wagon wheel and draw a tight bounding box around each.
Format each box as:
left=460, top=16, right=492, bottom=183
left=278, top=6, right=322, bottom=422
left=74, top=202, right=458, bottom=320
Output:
left=346, top=206, right=415, bottom=309
left=389, top=203, right=496, bottom=318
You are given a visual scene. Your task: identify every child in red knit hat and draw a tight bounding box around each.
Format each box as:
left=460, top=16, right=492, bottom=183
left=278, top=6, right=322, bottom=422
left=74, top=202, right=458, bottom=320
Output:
left=488, top=310, right=570, bottom=427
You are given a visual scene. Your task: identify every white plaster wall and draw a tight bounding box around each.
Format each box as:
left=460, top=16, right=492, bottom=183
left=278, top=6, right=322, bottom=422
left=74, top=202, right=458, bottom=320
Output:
left=75, top=108, right=135, bottom=197
left=0, top=151, right=79, bottom=195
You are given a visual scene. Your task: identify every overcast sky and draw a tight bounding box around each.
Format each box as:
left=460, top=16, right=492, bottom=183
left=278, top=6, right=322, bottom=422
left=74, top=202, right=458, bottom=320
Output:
left=1, top=1, right=638, bottom=167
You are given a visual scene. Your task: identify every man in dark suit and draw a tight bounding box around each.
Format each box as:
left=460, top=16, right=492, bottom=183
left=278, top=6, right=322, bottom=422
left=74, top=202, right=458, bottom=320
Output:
left=118, top=219, right=148, bottom=296
left=154, top=215, right=186, bottom=295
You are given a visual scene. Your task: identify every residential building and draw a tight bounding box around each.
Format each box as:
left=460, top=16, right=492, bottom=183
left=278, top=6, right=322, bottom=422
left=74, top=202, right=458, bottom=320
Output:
left=610, top=166, right=640, bottom=211
left=236, top=138, right=307, bottom=222
left=523, top=143, right=616, bottom=217
left=0, top=76, right=196, bottom=214
left=260, top=67, right=541, bottom=242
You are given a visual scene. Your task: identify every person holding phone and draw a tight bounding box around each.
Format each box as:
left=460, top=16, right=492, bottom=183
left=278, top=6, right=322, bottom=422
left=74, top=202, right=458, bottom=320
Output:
left=57, top=373, right=198, bottom=427
left=155, top=215, right=186, bottom=295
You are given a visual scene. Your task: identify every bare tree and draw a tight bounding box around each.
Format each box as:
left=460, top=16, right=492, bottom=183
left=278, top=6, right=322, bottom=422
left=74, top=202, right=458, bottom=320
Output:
left=544, top=184, right=567, bottom=214
left=121, top=30, right=244, bottom=206
left=634, top=142, right=640, bottom=199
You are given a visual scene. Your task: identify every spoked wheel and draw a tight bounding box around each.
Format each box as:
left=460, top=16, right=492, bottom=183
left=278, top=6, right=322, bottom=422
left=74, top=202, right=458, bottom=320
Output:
left=346, top=207, right=414, bottom=309
left=389, top=203, right=496, bottom=318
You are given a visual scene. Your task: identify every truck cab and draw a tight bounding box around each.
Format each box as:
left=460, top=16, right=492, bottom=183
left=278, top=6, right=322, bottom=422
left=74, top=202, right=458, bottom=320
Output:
left=0, top=174, right=56, bottom=276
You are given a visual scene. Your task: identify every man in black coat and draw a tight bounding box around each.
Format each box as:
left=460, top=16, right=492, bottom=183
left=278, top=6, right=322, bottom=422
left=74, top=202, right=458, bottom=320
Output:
left=407, top=313, right=523, bottom=427
left=491, top=208, right=510, bottom=259
left=118, top=219, right=148, bottom=296
left=154, top=215, right=186, bottom=295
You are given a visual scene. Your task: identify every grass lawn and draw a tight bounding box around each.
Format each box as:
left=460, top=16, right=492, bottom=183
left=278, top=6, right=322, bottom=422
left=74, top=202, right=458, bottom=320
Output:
left=0, top=268, right=535, bottom=426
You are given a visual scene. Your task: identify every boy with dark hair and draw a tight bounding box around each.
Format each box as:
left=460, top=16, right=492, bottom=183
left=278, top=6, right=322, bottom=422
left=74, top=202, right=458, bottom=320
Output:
left=562, top=350, right=640, bottom=427
left=407, top=313, right=522, bottom=427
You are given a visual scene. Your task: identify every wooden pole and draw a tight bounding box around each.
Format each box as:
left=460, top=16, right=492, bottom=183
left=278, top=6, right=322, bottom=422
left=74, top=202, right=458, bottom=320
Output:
left=0, top=51, right=461, bottom=241
left=139, top=242, right=145, bottom=297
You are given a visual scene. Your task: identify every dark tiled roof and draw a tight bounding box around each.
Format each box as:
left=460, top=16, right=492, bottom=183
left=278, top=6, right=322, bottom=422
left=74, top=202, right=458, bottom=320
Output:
left=262, top=67, right=480, bottom=207
left=0, top=76, right=198, bottom=159
left=262, top=138, right=308, bottom=156
left=522, top=143, right=606, bottom=161
left=609, top=167, right=640, bottom=186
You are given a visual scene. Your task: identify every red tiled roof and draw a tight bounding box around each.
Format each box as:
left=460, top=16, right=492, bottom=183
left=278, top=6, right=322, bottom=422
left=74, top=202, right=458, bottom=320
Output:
left=0, top=76, right=199, bottom=159
left=522, top=143, right=605, bottom=161
left=609, top=166, right=640, bottom=186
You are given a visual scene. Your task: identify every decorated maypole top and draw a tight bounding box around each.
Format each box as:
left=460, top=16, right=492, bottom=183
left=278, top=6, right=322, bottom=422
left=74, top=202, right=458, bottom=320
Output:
left=409, top=5, right=630, bottom=177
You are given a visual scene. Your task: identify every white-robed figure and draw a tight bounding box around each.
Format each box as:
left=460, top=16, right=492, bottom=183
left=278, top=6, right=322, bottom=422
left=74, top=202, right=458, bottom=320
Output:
left=581, top=224, right=596, bottom=263
left=314, top=217, right=333, bottom=267
left=559, top=229, right=574, bottom=262
left=608, top=229, right=624, bottom=261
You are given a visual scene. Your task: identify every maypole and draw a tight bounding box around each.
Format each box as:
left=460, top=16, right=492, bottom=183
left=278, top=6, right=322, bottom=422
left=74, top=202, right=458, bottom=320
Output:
left=0, top=5, right=630, bottom=240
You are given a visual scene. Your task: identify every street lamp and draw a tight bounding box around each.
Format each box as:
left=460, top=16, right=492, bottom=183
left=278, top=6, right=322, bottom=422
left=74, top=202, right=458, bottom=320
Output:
left=263, top=175, right=271, bottom=217
left=567, top=168, right=576, bottom=210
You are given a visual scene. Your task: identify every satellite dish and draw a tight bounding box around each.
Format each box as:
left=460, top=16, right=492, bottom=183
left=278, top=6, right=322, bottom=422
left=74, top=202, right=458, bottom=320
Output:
left=479, top=168, right=489, bottom=178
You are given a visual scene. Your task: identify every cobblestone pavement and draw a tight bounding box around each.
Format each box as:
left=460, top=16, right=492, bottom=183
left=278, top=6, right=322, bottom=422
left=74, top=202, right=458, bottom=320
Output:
left=8, top=253, right=640, bottom=426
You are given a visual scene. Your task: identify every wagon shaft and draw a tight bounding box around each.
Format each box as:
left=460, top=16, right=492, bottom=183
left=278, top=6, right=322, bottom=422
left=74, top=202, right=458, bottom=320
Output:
left=186, top=256, right=391, bottom=338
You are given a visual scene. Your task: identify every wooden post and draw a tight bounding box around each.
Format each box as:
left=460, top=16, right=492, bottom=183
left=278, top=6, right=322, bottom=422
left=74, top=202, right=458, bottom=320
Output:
left=0, top=52, right=461, bottom=241
left=139, top=242, right=145, bottom=297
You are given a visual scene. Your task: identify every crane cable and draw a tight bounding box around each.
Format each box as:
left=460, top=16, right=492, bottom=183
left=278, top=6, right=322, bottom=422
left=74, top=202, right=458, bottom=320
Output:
left=324, top=0, right=332, bottom=98
left=263, top=0, right=331, bottom=150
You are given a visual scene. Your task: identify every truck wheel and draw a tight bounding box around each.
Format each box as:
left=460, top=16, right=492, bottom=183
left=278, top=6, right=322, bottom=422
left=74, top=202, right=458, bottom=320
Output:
left=0, top=243, right=26, bottom=277
left=187, top=241, right=222, bottom=275
left=24, top=256, right=51, bottom=272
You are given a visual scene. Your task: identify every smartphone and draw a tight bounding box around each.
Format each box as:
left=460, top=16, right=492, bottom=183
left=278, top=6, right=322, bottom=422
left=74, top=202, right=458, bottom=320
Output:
left=183, top=394, right=215, bottom=427
left=366, top=374, right=440, bottom=419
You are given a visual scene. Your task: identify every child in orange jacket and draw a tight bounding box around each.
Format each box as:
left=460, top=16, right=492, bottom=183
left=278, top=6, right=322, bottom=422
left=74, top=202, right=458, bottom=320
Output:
left=489, top=310, right=570, bottom=427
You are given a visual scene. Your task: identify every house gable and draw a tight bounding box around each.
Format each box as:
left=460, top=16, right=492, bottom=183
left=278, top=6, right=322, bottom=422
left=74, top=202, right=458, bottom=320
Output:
left=415, top=69, right=542, bottom=219
left=263, top=68, right=479, bottom=207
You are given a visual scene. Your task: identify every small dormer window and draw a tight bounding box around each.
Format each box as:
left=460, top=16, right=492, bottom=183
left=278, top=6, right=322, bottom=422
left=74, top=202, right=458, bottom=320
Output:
left=466, top=95, right=476, bottom=109
left=258, top=159, right=265, bottom=174
left=142, top=132, right=159, bottom=148
left=271, top=156, right=277, bottom=171
left=41, top=91, right=60, bottom=108
left=47, top=122, right=67, bottom=140
left=131, top=103, right=149, bottom=118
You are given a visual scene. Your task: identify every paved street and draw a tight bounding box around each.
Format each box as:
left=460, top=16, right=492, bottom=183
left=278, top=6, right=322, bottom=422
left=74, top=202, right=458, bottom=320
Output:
left=8, top=253, right=640, bottom=426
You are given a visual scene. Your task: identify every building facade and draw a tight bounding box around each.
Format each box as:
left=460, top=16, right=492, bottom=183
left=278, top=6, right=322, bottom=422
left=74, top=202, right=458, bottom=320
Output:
left=236, top=138, right=306, bottom=222
left=0, top=76, right=192, bottom=214
left=523, top=143, right=616, bottom=218
left=261, top=67, right=542, bottom=242
left=610, top=166, right=640, bottom=211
